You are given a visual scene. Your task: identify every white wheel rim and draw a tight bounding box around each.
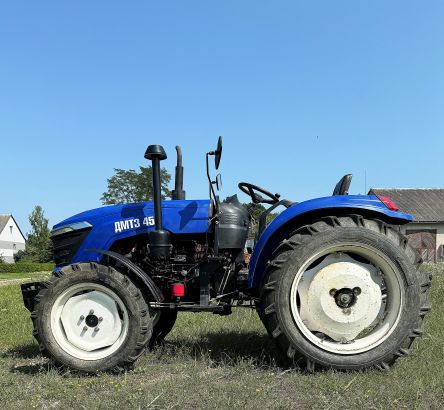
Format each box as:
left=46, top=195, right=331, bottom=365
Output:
left=50, top=283, right=129, bottom=361
left=290, top=244, right=403, bottom=354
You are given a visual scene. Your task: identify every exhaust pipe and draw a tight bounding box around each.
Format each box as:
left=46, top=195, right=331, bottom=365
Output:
left=172, top=146, right=186, bottom=200
left=144, top=144, right=171, bottom=259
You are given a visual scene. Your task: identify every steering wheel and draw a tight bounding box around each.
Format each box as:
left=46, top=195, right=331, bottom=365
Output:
left=238, top=182, right=280, bottom=205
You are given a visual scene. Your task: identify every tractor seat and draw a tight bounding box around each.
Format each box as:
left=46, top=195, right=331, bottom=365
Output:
left=333, top=174, right=352, bottom=196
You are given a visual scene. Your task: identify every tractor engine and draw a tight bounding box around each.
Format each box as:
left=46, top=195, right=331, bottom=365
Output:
left=111, top=229, right=246, bottom=304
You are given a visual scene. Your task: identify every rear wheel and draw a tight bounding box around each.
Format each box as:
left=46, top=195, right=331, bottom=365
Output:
left=259, top=215, right=432, bottom=371
left=31, top=263, right=152, bottom=373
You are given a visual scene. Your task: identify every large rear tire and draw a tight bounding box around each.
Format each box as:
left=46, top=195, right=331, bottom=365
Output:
left=259, top=215, right=432, bottom=371
left=31, top=263, right=152, bottom=373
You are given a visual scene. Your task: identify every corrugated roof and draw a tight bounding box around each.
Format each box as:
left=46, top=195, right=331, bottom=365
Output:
left=0, top=214, right=11, bottom=234
left=369, top=189, right=444, bottom=222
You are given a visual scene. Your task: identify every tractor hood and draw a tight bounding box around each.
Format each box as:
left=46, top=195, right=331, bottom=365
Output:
left=51, top=200, right=212, bottom=265
left=53, top=200, right=212, bottom=233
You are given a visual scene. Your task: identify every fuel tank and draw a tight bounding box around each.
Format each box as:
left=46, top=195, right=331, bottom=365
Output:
left=216, top=195, right=249, bottom=251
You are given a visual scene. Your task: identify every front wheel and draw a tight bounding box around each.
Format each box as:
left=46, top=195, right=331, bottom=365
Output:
left=259, top=215, right=432, bottom=371
left=31, top=263, right=152, bottom=373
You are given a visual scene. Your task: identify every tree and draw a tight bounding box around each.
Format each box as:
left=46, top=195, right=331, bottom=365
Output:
left=25, top=205, right=53, bottom=263
left=13, top=249, right=27, bottom=263
left=243, top=203, right=279, bottom=239
left=101, top=166, right=171, bottom=205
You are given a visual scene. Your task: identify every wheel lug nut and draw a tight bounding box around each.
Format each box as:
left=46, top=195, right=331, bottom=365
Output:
left=330, top=289, right=337, bottom=297
left=98, top=317, right=103, bottom=322
left=89, top=310, right=94, bottom=315
left=80, top=315, right=85, bottom=321
left=83, top=326, right=88, bottom=331
left=353, top=287, right=361, bottom=296
left=94, top=327, right=100, bottom=332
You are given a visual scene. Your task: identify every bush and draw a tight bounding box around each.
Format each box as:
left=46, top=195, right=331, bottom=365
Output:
left=13, top=250, right=27, bottom=263
left=0, top=262, right=55, bottom=273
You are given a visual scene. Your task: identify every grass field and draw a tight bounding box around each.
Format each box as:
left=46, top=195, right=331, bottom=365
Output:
left=0, top=265, right=443, bottom=409
left=0, top=272, right=50, bottom=281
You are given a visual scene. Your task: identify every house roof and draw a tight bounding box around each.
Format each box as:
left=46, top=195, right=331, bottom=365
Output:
left=0, top=214, right=11, bottom=234
left=0, top=214, right=26, bottom=241
left=369, top=189, right=444, bottom=223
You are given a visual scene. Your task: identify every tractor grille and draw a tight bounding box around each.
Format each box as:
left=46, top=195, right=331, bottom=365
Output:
left=52, top=228, right=91, bottom=266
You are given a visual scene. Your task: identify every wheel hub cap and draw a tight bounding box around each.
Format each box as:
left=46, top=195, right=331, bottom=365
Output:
left=85, top=314, right=99, bottom=328
left=298, top=254, right=383, bottom=342
left=60, top=291, right=123, bottom=352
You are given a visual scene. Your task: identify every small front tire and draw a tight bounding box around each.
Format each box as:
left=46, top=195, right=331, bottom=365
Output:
left=31, top=263, right=152, bottom=373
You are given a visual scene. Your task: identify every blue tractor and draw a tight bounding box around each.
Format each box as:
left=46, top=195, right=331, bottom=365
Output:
left=22, top=138, right=431, bottom=372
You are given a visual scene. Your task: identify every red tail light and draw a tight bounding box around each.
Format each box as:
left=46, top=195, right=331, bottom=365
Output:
left=171, top=283, right=185, bottom=297
left=378, top=196, right=399, bottom=211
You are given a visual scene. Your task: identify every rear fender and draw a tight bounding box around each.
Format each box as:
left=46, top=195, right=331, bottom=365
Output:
left=247, top=195, right=413, bottom=290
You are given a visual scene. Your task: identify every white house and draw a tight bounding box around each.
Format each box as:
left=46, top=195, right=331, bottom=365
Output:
left=0, top=214, right=26, bottom=263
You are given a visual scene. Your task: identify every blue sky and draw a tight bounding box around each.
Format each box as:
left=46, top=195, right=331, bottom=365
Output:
left=1, top=1, right=443, bottom=234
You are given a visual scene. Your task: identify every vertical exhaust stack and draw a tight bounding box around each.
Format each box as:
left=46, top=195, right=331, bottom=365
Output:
left=172, top=146, right=186, bottom=200
left=144, top=145, right=171, bottom=259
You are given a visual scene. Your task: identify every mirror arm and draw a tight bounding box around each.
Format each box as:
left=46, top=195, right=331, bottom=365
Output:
left=206, top=153, right=218, bottom=211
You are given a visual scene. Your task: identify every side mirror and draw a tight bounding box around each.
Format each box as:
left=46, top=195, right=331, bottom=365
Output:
left=215, top=136, right=223, bottom=170
left=212, top=173, right=222, bottom=191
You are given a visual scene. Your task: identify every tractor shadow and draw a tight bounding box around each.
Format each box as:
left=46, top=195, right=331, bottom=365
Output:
left=157, top=330, right=290, bottom=369
left=2, top=343, right=53, bottom=375
left=3, top=344, right=97, bottom=377
left=5, top=342, right=40, bottom=359
left=4, top=332, right=293, bottom=375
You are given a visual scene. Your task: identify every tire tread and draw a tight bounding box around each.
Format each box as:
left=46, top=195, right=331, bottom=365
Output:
left=30, top=262, right=151, bottom=373
left=259, top=215, right=432, bottom=371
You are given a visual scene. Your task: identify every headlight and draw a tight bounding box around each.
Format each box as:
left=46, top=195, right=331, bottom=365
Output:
left=51, top=221, right=93, bottom=237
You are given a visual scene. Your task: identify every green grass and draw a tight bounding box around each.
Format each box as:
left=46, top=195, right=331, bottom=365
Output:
left=0, top=265, right=443, bottom=409
left=0, top=263, right=55, bottom=273
left=0, top=272, right=50, bottom=281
